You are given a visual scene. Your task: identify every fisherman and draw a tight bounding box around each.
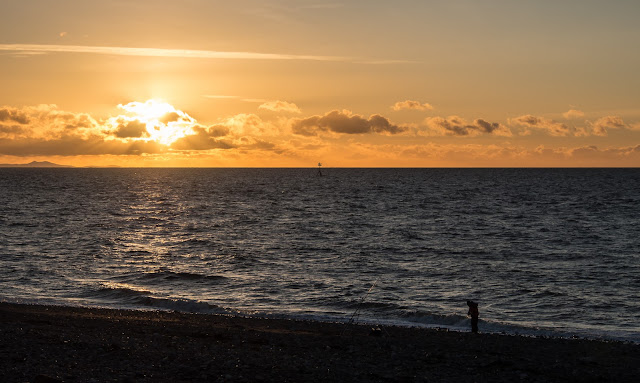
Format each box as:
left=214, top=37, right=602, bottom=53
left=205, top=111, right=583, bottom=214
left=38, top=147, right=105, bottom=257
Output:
left=467, top=300, right=479, bottom=333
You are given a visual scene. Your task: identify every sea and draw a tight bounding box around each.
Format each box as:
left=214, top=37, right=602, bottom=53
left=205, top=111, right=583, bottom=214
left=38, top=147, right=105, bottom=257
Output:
left=1, top=168, right=639, bottom=343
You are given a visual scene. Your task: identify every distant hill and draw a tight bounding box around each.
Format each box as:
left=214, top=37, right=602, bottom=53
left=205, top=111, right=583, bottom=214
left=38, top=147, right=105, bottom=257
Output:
left=0, top=161, right=74, bottom=168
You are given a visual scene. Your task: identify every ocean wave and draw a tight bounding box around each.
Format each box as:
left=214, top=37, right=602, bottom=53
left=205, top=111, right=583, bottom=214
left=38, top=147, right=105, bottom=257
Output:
left=141, top=270, right=227, bottom=282
left=400, top=310, right=470, bottom=328
left=90, top=282, right=230, bottom=314
left=133, top=296, right=231, bottom=314
left=92, top=283, right=153, bottom=301
left=112, top=270, right=227, bottom=283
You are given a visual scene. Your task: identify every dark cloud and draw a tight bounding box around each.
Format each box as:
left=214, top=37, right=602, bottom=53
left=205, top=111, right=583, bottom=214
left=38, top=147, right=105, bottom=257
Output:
left=0, top=107, right=30, bottom=124
left=170, top=126, right=234, bottom=151
left=291, top=110, right=405, bottom=136
left=515, top=115, right=542, bottom=126
left=114, top=119, right=149, bottom=138
left=368, top=115, right=404, bottom=134
left=0, top=124, right=24, bottom=135
left=475, top=119, right=501, bottom=133
left=426, top=116, right=510, bottom=136
left=206, top=124, right=230, bottom=137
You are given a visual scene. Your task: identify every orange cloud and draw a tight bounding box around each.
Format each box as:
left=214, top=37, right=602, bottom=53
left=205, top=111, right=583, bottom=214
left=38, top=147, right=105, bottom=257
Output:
left=590, top=116, right=627, bottom=136
left=170, top=126, right=234, bottom=151
left=0, top=103, right=184, bottom=156
left=392, top=100, right=433, bottom=111
left=0, top=104, right=101, bottom=142
left=258, top=100, right=301, bottom=114
left=2, top=102, right=639, bottom=167
left=562, top=109, right=585, bottom=119
left=0, top=106, right=30, bottom=124
left=291, top=110, right=405, bottom=136
left=339, top=142, right=640, bottom=167
left=511, top=115, right=571, bottom=136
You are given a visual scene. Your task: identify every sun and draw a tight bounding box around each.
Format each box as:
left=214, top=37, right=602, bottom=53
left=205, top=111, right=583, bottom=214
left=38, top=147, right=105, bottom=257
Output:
left=127, top=99, right=175, bottom=122
left=117, top=99, right=195, bottom=145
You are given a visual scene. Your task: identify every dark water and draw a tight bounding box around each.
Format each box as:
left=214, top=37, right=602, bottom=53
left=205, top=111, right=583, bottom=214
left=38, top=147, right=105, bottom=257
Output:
left=1, top=168, right=639, bottom=342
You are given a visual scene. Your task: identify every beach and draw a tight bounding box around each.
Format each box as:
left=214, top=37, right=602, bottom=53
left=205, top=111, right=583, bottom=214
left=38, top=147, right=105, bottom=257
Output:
left=1, top=303, right=638, bottom=382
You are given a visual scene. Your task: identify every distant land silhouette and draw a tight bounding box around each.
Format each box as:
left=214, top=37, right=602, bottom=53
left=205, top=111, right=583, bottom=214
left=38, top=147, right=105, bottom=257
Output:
left=0, top=161, right=73, bottom=168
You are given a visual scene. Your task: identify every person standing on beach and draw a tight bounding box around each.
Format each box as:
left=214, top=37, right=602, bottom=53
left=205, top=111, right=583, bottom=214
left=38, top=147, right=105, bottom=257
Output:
left=467, top=301, right=479, bottom=333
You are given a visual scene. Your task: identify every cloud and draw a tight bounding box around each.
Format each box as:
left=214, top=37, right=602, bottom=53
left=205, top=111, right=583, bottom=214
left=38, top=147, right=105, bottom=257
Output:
left=0, top=103, right=173, bottom=156
left=222, top=114, right=277, bottom=137
left=105, top=100, right=200, bottom=144
left=336, top=142, right=640, bottom=167
left=425, top=116, right=512, bottom=136
left=392, top=100, right=433, bottom=111
left=291, top=110, right=405, bottom=136
left=0, top=106, right=30, bottom=124
left=158, top=111, right=181, bottom=124
left=4, top=101, right=639, bottom=166
left=0, top=104, right=101, bottom=141
left=258, top=100, right=301, bottom=114
left=590, top=116, right=627, bottom=136
left=563, top=109, right=585, bottom=119
left=0, top=44, right=346, bottom=62
left=0, top=102, right=292, bottom=157
left=0, top=124, right=25, bottom=138
left=112, top=118, right=149, bottom=138
left=170, top=126, right=234, bottom=151
left=511, top=115, right=571, bottom=136
left=0, top=136, right=166, bottom=156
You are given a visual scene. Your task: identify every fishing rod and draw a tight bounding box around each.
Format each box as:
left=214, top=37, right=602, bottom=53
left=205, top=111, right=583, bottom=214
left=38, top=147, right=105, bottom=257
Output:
left=347, top=277, right=380, bottom=326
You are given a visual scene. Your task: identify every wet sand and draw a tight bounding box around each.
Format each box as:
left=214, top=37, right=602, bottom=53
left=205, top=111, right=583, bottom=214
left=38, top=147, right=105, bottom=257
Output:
left=1, top=302, right=638, bottom=382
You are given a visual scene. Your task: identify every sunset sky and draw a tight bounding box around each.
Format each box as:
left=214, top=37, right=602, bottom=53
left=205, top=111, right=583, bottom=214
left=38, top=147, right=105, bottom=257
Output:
left=1, top=0, right=639, bottom=167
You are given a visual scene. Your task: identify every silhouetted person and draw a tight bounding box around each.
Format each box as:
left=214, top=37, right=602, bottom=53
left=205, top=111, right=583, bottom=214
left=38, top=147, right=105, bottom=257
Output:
left=467, top=300, right=479, bottom=333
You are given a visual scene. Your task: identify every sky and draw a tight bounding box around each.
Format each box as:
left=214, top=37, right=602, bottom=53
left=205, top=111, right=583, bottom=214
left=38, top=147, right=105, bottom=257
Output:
left=1, top=0, right=639, bottom=167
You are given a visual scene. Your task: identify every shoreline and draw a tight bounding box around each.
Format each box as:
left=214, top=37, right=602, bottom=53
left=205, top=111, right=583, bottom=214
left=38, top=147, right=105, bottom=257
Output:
left=2, top=303, right=639, bottom=382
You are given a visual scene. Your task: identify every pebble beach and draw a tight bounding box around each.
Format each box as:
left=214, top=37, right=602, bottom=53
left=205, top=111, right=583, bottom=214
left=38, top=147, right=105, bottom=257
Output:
left=1, top=302, right=638, bottom=382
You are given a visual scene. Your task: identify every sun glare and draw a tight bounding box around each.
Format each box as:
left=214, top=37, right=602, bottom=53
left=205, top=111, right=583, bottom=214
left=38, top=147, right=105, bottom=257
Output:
left=124, top=100, right=175, bottom=122
left=117, top=99, right=195, bottom=145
